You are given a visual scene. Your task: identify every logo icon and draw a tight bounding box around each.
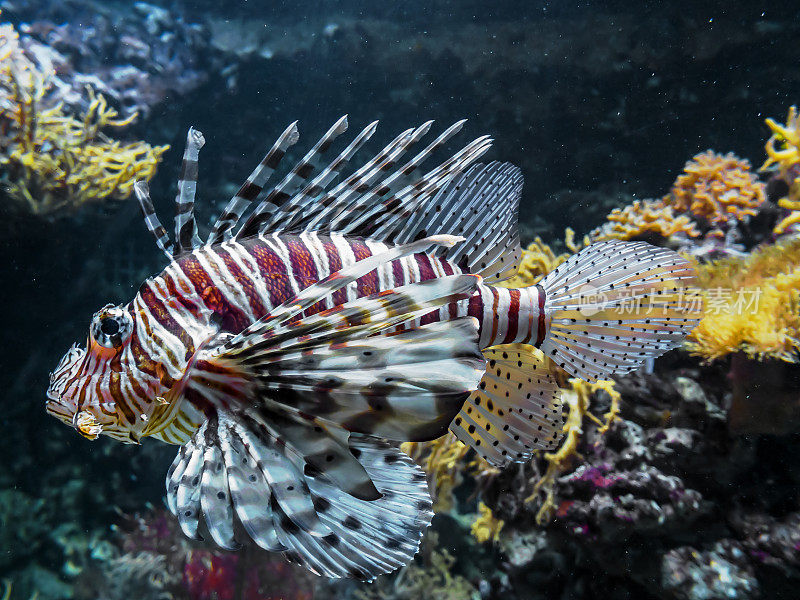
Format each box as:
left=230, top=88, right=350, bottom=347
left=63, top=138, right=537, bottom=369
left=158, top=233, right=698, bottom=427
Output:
left=576, top=284, right=609, bottom=317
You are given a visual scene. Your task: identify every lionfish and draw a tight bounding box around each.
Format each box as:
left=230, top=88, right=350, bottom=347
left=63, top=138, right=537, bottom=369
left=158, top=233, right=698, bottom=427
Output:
left=46, top=117, right=701, bottom=579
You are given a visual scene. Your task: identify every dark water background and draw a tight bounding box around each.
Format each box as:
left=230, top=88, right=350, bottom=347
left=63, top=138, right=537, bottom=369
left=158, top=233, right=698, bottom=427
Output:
left=1, top=1, right=799, bottom=598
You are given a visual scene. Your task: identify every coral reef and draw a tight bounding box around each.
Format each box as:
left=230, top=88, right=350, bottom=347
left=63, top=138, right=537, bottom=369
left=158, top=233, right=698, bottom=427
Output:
left=0, top=20, right=168, bottom=216
left=761, top=106, right=800, bottom=235
left=686, top=237, right=800, bottom=362
left=5, top=1, right=214, bottom=119
left=400, top=111, right=800, bottom=599
left=664, top=150, right=766, bottom=233
left=526, top=378, right=621, bottom=525
left=590, top=198, right=701, bottom=243
left=481, top=364, right=800, bottom=599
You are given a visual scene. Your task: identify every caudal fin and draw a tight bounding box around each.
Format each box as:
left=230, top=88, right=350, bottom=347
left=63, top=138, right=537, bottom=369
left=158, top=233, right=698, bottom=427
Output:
left=539, top=240, right=703, bottom=380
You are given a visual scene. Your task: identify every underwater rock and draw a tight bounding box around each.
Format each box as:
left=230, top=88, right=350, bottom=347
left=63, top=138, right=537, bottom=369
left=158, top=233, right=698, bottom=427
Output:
left=5, top=0, right=216, bottom=118
left=555, top=423, right=713, bottom=542
left=0, top=489, right=48, bottom=572
left=730, top=511, right=800, bottom=582
left=661, top=540, right=759, bottom=600
left=671, top=376, right=727, bottom=429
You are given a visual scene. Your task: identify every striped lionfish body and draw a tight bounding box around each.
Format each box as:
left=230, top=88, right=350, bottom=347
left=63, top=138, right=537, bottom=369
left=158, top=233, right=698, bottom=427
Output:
left=46, top=117, right=702, bottom=579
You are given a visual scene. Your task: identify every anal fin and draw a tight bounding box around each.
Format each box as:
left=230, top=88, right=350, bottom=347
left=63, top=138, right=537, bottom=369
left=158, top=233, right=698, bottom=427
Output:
left=450, top=344, right=565, bottom=466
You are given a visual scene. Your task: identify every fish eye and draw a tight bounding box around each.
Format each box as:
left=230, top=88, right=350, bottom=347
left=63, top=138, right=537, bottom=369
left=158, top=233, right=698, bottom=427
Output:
left=100, top=318, right=120, bottom=336
left=90, top=305, right=133, bottom=349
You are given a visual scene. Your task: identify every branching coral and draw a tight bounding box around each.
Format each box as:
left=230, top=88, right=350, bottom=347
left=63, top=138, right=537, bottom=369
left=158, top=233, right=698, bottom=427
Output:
left=776, top=197, right=800, bottom=236
left=590, top=149, right=766, bottom=256
left=664, top=150, right=765, bottom=232
left=0, top=21, right=168, bottom=216
left=594, top=109, right=800, bottom=244
left=590, top=198, right=701, bottom=242
left=526, top=379, right=621, bottom=524
left=762, top=105, right=800, bottom=178
left=471, top=502, right=505, bottom=543
left=402, top=433, right=478, bottom=512
left=687, top=237, right=800, bottom=362
left=761, top=106, right=800, bottom=235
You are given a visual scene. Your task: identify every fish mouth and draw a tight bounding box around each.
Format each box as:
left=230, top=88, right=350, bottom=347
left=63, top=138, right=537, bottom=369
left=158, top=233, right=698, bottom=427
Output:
left=46, top=344, right=86, bottom=420
left=72, top=410, right=104, bottom=440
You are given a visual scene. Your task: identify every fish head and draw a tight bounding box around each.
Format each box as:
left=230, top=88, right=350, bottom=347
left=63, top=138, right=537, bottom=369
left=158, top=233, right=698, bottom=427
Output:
left=46, top=303, right=160, bottom=444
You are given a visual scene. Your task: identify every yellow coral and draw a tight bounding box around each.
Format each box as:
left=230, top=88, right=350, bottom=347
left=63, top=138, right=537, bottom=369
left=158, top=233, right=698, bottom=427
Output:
left=402, top=433, right=475, bottom=512
left=591, top=198, right=701, bottom=242
left=775, top=197, right=800, bottom=235
left=470, top=502, right=504, bottom=543
left=526, top=378, right=620, bottom=524
left=762, top=105, right=800, bottom=177
left=760, top=106, right=800, bottom=235
left=665, top=150, right=765, bottom=229
left=687, top=238, right=800, bottom=362
left=0, top=21, right=168, bottom=216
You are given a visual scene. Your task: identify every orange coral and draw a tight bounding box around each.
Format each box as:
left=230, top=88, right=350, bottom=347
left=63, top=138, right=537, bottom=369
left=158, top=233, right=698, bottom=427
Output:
left=665, top=150, right=765, bottom=230
left=591, top=198, right=701, bottom=242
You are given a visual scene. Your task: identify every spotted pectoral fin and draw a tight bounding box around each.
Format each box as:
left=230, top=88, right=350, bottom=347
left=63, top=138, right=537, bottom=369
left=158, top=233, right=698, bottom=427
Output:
left=165, top=409, right=433, bottom=580
left=254, top=316, right=485, bottom=442
left=284, top=433, right=434, bottom=580
left=265, top=410, right=382, bottom=501
left=449, top=345, right=566, bottom=467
